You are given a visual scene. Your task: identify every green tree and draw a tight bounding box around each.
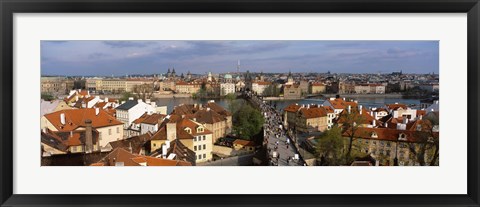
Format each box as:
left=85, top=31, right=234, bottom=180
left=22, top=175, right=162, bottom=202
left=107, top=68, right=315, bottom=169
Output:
left=315, top=126, right=344, bottom=166
left=119, top=91, right=135, bottom=102
left=232, top=103, right=264, bottom=140
left=41, top=93, right=56, bottom=101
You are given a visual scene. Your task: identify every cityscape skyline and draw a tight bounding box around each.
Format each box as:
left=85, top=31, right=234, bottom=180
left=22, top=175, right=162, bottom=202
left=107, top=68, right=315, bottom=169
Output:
left=41, top=40, right=439, bottom=76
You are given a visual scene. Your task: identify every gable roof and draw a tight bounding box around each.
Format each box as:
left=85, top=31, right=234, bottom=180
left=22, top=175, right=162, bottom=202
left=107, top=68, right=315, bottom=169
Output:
left=298, top=107, right=327, bottom=119
left=44, top=108, right=123, bottom=132
left=92, top=148, right=191, bottom=166
left=327, top=98, right=358, bottom=110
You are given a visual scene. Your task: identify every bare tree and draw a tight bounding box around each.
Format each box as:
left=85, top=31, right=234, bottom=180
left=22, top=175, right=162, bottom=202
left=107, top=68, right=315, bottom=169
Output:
left=338, top=108, right=366, bottom=163
left=408, top=116, right=439, bottom=166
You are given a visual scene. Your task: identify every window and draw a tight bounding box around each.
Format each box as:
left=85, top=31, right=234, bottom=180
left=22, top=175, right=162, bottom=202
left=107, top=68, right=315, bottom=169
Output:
left=203, top=136, right=206, bottom=140
left=198, top=155, right=202, bottom=160
left=203, top=144, right=206, bottom=150
left=203, top=154, right=206, bottom=159
left=194, top=146, right=197, bottom=151
left=193, top=137, right=196, bottom=142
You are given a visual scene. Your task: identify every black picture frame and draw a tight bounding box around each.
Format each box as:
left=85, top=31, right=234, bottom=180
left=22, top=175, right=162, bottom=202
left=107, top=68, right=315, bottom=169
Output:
left=1, top=0, right=479, bottom=206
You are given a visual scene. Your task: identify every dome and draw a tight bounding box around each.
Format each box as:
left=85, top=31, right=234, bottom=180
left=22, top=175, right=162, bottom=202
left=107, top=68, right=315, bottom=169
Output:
left=224, top=74, right=233, bottom=79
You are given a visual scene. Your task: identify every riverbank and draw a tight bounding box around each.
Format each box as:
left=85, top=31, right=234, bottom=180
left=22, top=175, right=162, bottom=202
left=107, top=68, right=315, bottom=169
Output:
left=322, top=93, right=404, bottom=98
left=152, top=93, right=192, bottom=99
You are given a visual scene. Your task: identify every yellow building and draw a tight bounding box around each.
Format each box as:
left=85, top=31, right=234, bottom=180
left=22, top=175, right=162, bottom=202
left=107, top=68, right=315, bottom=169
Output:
left=233, top=139, right=256, bottom=152
left=342, top=127, right=438, bottom=166
left=148, top=115, right=214, bottom=163
left=283, top=103, right=328, bottom=132
left=175, top=81, right=201, bottom=94
left=41, top=108, right=124, bottom=151
left=309, top=82, right=326, bottom=94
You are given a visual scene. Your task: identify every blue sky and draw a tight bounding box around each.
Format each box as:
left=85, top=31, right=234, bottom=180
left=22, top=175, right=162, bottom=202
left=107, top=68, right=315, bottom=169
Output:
left=41, top=40, right=439, bottom=76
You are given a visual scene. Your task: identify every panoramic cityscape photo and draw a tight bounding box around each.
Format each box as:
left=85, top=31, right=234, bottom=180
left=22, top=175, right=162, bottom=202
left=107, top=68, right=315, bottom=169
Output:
left=40, top=40, right=439, bottom=166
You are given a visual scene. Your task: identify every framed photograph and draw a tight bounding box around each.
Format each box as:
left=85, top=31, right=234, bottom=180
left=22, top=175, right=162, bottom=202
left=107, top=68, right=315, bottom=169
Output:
left=1, top=0, right=479, bottom=206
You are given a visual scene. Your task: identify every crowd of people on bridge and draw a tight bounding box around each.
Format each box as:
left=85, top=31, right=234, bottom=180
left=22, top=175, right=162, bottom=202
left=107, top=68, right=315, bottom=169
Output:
left=245, top=91, right=304, bottom=166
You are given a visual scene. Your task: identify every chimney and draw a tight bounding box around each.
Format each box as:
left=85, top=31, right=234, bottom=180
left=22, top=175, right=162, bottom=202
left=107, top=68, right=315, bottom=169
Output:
left=385, top=122, right=388, bottom=128
left=104, top=97, right=109, bottom=102
left=347, top=105, right=351, bottom=114
left=70, top=131, right=73, bottom=137
left=128, top=97, right=134, bottom=100
left=419, top=115, right=423, bottom=120
left=194, top=103, right=197, bottom=108
left=162, top=144, right=167, bottom=158
left=146, top=99, right=151, bottom=104
left=121, top=101, right=126, bottom=104
left=95, top=108, right=100, bottom=116
left=403, top=118, right=408, bottom=124
left=372, top=119, right=376, bottom=126
left=165, top=140, right=171, bottom=149
left=354, top=100, right=358, bottom=103
left=138, top=99, right=143, bottom=103
left=343, top=97, right=346, bottom=101
left=207, top=107, right=211, bottom=111
left=85, top=119, right=93, bottom=153
left=75, top=96, right=79, bottom=102
left=373, top=111, right=378, bottom=119
left=166, top=122, right=177, bottom=141
left=359, top=105, right=363, bottom=114
left=60, top=113, right=66, bottom=125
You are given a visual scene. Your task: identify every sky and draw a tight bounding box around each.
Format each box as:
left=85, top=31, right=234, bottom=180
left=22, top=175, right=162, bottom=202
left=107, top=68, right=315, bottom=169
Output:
left=41, top=40, right=439, bottom=76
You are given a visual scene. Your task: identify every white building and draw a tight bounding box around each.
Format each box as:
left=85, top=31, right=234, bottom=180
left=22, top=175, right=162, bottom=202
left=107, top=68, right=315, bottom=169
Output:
left=220, top=82, right=236, bottom=96
left=116, top=98, right=156, bottom=130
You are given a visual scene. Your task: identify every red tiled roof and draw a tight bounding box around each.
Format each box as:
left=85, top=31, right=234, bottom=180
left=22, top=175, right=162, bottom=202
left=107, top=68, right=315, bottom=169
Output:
left=284, top=103, right=301, bottom=113
left=342, top=127, right=437, bottom=143
left=298, top=107, right=327, bottom=119
left=233, top=139, right=256, bottom=146
left=386, top=103, right=408, bottom=110
left=44, top=108, right=123, bottom=132
left=327, top=98, right=358, bottom=109
left=91, top=148, right=191, bottom=166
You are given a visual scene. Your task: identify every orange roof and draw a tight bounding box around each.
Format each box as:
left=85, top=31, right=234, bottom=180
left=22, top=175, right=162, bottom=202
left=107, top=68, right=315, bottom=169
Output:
left=284, top=103, right=301, bottom=113
left=327, top=98, right=358, bottom=110
left=255, top=81, right=271, bottom=85
left=342, top=127, right=437, bottom=143
left=299, top=107, right=327, bottom=119
left=91, top=148, right=191, bottom=166
left=44, top=108, right=123, bottom=132
left=322, top=106, right=334, bottom=113
left=386, top=103, right=408, bottom=110
left=417, top=110, right=426, bottom=116
left=233, top=139, right=256, bottom=146
left=141, top=113, right=166, bottom=125
left=336, top=107, right=376, bottom=125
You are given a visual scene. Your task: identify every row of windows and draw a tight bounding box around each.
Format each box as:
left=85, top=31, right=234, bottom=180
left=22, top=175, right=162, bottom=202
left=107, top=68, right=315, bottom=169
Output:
left=193, top=135, right=206, bottom=142
left=197, top=154, right=207, bottom=160
left=194, top=144, right=207, bottom=151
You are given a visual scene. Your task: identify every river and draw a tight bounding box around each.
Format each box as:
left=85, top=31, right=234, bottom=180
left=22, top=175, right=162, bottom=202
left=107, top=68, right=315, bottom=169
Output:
left=155, top=97, right=423, bottom=114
